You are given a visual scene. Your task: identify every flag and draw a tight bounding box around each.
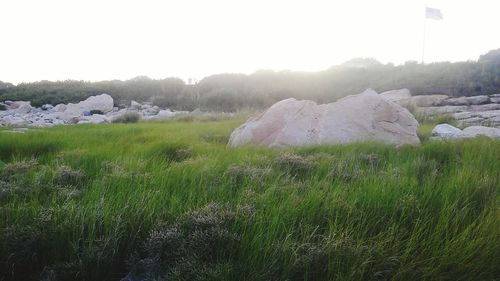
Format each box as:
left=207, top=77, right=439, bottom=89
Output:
left=425, top=7, right=443, bottom=20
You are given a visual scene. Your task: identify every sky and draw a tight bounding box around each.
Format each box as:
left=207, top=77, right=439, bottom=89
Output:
left=1, top=0, right=499, bottom=84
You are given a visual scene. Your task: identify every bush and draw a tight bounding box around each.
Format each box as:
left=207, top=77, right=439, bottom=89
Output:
left=126, top=203, right=242, bottom=281
left=225, top=164, right=272, bottom=186
left=54, top=165, right=85, bottom=187
left=112, top=112, right=141, bottom=123
left=200, top=133, right=229, bottom=144
left=155, top=144, right=193, bottom=163
left=89, top=109, right=104, bottom=115
left=0, top=159, right=38, bottom=181
left=274, top=153, right=317, bottom=178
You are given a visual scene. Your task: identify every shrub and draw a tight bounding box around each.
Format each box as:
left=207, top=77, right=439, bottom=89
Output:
left=89, top=109, right=104, bottom=115
left=112, top=112, right=141, bottom=123
left=274, top=153, right=317, bottom=178
left=200, top=133, right=229, bottom=144
left=0, top=159, right=38, bottom=181
left=225, top=164, right=272, bottom=186
left=155, top=144, right=193, bottom=163
left=54, top=165, right=85, bottom=187
left=414, top=157, right=439, bottom=185
left=126, top=203, right=242, bottom=281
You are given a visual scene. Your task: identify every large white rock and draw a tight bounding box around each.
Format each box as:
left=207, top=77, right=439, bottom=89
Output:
left=63, top=94, right=114, bottom=118
left=228, top=89, right=421, bottom=148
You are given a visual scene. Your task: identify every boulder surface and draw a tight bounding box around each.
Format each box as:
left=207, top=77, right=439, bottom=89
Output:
left=228, top=89, right=420, bottom=147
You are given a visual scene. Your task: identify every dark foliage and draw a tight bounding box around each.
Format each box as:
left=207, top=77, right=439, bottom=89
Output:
left=1, top=49, right=499, bottom=112
left=112, top=112, right=141, bottom=123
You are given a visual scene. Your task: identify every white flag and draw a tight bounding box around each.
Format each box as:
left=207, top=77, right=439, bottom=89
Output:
left=425, top=7, right=443, bottom=20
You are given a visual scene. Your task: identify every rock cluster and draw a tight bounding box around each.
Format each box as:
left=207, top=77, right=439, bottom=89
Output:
left=381, top=90, right=500, bottom=127
left=228, top=89, right=420, bottom=147
left=431, top=124, right=500, bottom=140
left=0, top=94, right=189, bottom=127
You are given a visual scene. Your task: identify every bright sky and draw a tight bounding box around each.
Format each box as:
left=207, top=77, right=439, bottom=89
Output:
left=1, top=0, right=499, bottom=84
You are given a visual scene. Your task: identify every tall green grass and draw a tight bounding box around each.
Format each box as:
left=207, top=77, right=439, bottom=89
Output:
left=0, top=119, right=498, bottom=281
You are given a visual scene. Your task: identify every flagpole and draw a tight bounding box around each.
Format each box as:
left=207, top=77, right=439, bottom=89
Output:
left=421, top=3, right=427, bottom=64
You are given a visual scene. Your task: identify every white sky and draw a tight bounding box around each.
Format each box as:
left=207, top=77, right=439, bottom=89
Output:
left=1, top=0, right=499, bottom=84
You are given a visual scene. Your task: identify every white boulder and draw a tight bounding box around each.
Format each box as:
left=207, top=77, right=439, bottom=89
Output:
left=63, top=94, right=114, bottom=117
left=228, top=89, right=420, bottom=148
left=41, top=104, right=54, bottom=111
left=431, top=124, right=464, bottom=139
left=130, top=100, right=141, bottom=109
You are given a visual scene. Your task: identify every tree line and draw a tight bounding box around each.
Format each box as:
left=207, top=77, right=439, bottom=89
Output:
left=1, top=49, right=499, bottom=112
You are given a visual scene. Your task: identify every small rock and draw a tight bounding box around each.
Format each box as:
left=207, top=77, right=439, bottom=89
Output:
left=130, top=100, right=141, bottom=109
left=41, top=104, right=54, bottom=111
left=431, top=124, right=464, bottom=139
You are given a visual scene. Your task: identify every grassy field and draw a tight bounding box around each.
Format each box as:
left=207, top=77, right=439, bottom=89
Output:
left=0, top=118, right=499, bottom=281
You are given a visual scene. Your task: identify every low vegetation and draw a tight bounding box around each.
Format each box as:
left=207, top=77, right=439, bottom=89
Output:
left=0, top=118, right=499, bottom=281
